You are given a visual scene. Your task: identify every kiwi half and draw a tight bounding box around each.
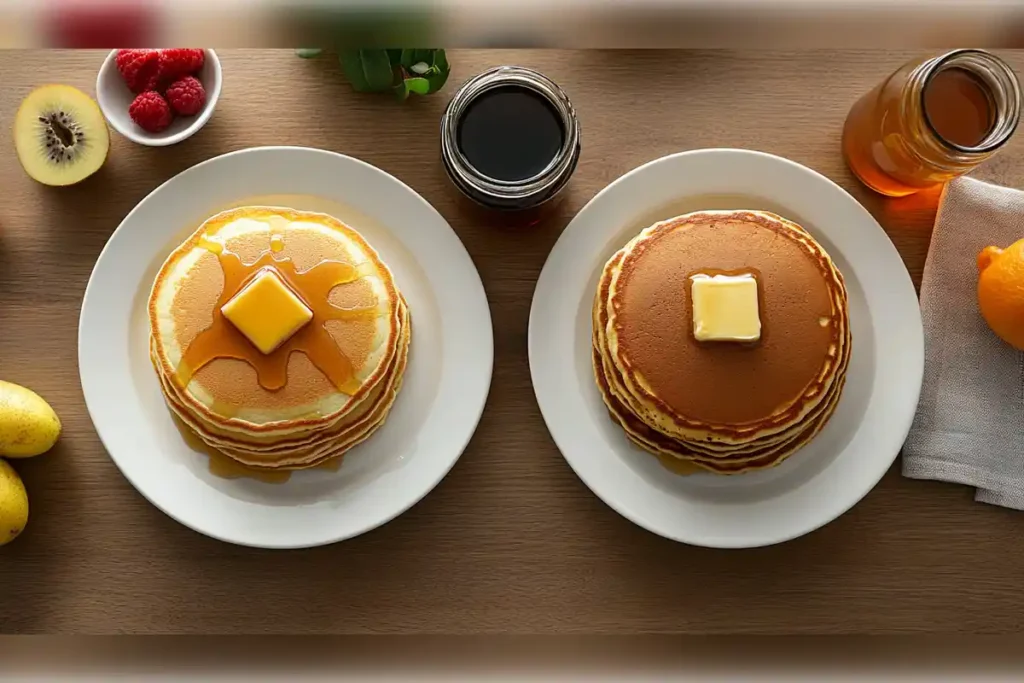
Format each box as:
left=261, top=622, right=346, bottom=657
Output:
left=14, top=85, right=109, bottom=187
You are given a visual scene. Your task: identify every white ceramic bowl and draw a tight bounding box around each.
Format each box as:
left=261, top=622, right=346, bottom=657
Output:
left=96, top=49, right=221, bottom=147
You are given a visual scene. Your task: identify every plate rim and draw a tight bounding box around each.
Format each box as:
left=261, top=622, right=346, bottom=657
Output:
left=78, top=145, right=494, bottom=549
left=528, top=147, right=924, bottom=548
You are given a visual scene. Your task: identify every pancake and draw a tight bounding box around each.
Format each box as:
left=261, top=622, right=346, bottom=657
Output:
left=593, top=336, right=849, bottom=474
left=597, top=243, right=850, bottom=457
left=148, top=205, right=410, bottom=473
left=605, top=210, right=848, bottom=442
left=150, top=206, right=402, bottom=434
left=594, top=285, right=849, bottom=470
left=154, top=299, right=411, bottom=469
left=592, top=209, right=850, bottom=475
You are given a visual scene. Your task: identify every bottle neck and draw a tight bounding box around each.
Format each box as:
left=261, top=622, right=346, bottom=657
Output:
left=900, top=50, right=1021, bottom=172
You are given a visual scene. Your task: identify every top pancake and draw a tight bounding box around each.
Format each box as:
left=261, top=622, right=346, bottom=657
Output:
left=604, top=210, right=847, bottom=441
left=149, top=206, right=401, bottom=433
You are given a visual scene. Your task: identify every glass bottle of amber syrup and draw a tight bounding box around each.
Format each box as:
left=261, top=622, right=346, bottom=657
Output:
left=843, top=49, right=1021, bottom=197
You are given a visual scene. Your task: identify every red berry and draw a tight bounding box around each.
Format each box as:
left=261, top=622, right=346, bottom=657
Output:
left=115, top=48, right=160, bottom=93
left=164, top=76, right=206, bottom=116
left=158, top=48, right=205, bottom=81
left=129, top=91, right=173, bottom=133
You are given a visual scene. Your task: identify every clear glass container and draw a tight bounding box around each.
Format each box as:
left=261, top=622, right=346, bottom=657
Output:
left=842, top=49, right=1021, bottom=197
left=441, top=65, right=581, bottom=211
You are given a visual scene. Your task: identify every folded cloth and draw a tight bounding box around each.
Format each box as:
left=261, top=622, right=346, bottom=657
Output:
left=903, top=176, right=1024, bottom=509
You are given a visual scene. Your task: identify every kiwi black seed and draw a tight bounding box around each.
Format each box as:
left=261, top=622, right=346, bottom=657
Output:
left=36, top=109, right=89, bottom=166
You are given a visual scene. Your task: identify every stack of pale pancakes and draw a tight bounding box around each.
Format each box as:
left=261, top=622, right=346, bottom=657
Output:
left=149, top=206, right=410, bottom=472
left=592, top=210, right=850, bottom=475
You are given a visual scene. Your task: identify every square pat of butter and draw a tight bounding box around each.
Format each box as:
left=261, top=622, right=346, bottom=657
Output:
left=690, top=273, right=761, bottom=342
left=222, top=268, right=312, bottom=354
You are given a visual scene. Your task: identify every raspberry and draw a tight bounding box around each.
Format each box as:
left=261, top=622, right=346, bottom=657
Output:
left=115, top=48, right=160, bottom=93
left=158, top=48, right=205, bottom=81
left=164, top=76, right=206, bottom=116
left=129, top=91, right=172, bottom=133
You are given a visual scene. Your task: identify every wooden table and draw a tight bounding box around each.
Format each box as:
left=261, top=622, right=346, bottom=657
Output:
left=2, top=49, right=1023, bottom=635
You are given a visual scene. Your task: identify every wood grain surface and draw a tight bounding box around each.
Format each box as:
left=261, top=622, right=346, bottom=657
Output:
left=1, top=50, right=1023, bottom=635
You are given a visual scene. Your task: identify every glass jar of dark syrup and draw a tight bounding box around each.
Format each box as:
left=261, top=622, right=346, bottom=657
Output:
left=441, top=66, right=581, bottom=213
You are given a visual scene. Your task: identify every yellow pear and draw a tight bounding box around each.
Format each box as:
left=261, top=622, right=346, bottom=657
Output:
left=0, top=460, right=28, bottom=546
left=0, top=380, right=61, bottom=458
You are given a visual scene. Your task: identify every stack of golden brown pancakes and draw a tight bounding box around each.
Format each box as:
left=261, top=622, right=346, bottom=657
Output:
left=149, top=206, right=410, bottom=473
left=592, top=210, right=850, bottom=475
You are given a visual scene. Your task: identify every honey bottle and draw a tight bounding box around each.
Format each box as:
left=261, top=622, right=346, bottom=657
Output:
left=842, top=50, right=1021, bottom=197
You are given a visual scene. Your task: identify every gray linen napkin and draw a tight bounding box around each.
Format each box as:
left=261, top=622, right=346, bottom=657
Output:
left=903, top=176, right=1024, bottom=509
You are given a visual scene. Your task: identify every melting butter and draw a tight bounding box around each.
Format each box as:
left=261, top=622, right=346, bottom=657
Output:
left=221, top=268, right=313, bottom=354
left=690, top=273, right=761, bottom=342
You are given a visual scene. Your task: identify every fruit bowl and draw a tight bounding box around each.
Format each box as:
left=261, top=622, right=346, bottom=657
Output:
left=95, top=49, right=221, bottom=147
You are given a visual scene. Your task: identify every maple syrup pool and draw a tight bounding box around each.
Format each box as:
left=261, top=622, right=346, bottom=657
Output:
left=456, top=85, right=565, bottom=183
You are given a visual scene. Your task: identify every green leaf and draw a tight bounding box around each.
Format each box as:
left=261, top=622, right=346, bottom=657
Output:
left=361, top=49, right=396, bottom=91
left=432, top=49, right=449, bottom=74
left=339, top=47, right=452, bottom=98
left=295, top=48, right=323, bottom=58
left=339, top=49, right=394, bottom=93
left=339, top=51, right=370, bottom=91
left=400, top=48, right=432, bottom=70
left=392, top=79, right=410, bottom=101
left=424, top=49, right=450, bottom=94
left=404, top=77, right=431, bottom=95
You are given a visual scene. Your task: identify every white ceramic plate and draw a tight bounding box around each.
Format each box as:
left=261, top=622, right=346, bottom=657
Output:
left=529, top=149, right=923, bottom=548
left=79, top=146, right=493, bottom=549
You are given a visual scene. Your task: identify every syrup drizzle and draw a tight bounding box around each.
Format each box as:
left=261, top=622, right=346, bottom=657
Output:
left=175, top=227, right=381, bottom=394
left=172, top=413, right=343, bottom=484
left=654, top=451, right=701, bottom=476
left=208, top=448, right=344, bottom=483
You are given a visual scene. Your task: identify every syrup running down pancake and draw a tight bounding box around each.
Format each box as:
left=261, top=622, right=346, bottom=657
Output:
left=592, top=210, right=850, bottom=475
left=149, top=206, right=410, bottom=474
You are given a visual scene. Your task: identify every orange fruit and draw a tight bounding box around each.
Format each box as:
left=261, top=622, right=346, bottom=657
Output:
left=977, top=238, right=1024, bottom=350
